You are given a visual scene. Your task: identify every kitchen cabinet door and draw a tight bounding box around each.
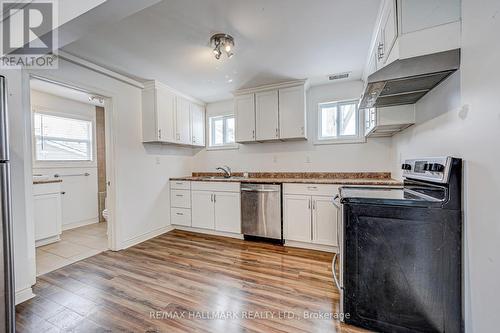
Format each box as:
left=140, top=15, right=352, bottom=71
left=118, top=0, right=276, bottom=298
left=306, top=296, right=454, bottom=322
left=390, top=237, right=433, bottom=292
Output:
left=381, top=0, right=397, bottom=61
left=190, top=103, right=205, bottom=146
left=191, top=191, right=215, bottom=230
left=312, top=196, right=338, bottom=246
left=279, top=86, right=306, bottom=139
left=284, top=195, right=311, bottom=243
left=214, top=191, right=241, bottom=234
left=175, top=96, right=192, bottom=144
left=34, top=193, right=62, bottom=242
left=156, top=85, right=176, bottom=142
left=235, top=94, right=256, bottom=142
left=255, top=90, right=279, bottom=141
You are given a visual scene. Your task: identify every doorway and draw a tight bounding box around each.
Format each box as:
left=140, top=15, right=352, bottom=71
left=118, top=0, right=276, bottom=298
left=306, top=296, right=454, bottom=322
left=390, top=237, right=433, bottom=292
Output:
left=28, top=77, right=113, bottom=275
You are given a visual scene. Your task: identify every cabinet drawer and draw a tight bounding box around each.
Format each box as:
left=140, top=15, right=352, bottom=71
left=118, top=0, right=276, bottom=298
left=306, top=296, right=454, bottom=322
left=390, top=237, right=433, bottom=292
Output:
left=283, top=183, right=339, bottom=196
left=171, top=190, right=191, bottom=208
left=33, top=183, right=61, bottom=196
left=170, top=180, right=191, bottom=190
left=191, top=181, right=240, bottom=192
left=171, top=208, right=191, bottom=226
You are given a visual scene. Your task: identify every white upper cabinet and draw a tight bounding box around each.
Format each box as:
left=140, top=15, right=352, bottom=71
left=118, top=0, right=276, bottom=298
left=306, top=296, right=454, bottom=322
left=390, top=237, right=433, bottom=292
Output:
left=175, top=96, right=191, bottom=145
left=234, top=80, right=307, bottom=143
left=190, top=103, right=205, bottom=147
left=255, top=90, right=279, bottom=141
left=279, top=86, right=307, bottom=139
left=365, top=0, right=461, bottom=78
left=142, top=81, right=205, bottom=147
left=235, top=94, right=256, bottom=142
left=142, top=82, right=175, bottom=142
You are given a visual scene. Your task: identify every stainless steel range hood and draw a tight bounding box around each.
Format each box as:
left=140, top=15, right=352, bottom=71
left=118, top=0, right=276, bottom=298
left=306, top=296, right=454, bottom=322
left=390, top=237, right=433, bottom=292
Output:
left=359, top=49, right=460, bottom=109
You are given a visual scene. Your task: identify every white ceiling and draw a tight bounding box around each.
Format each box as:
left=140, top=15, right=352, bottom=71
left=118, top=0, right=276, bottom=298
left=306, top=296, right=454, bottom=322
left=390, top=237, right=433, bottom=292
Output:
left=62, top=0, right=381, bottom=102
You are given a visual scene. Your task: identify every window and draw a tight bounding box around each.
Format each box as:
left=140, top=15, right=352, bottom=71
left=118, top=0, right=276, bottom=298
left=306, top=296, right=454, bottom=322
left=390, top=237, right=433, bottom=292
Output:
left=209, top=115, right=236, bottom=148
left=34, top=112, right=93, bottom=161
left=317, top=100, right=363, bottom=143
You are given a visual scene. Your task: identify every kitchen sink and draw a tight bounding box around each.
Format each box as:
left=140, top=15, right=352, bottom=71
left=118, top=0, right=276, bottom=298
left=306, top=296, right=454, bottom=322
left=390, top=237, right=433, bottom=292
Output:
left=200, top=176, right=246, bottom=180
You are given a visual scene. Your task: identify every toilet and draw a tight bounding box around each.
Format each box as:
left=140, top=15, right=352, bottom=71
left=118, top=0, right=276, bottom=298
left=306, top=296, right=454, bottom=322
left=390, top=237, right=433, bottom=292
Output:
left=102, top=196, right=109, bottom=221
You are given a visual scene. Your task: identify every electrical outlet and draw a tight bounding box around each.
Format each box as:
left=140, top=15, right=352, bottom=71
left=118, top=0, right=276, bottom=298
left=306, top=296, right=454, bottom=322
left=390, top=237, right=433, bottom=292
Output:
left=155, top=157, right=161, bottom=165
left=305, top=156, right=311, bottom=163
left=273, top=155, right=277, bottom=163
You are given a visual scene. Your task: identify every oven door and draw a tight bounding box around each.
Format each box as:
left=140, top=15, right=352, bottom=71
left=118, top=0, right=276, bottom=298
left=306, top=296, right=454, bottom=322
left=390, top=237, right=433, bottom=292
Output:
left=332, top=194, right=344, bottom=319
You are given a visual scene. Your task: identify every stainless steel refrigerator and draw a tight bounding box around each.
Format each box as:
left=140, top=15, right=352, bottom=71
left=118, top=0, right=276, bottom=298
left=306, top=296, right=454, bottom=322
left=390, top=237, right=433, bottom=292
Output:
left=0, top=75, right=15, bottom=332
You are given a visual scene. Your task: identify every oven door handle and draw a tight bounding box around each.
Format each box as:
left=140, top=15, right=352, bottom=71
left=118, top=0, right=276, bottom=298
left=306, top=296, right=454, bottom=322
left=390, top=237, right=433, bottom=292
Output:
left=332, top=253, right=342, bottom=291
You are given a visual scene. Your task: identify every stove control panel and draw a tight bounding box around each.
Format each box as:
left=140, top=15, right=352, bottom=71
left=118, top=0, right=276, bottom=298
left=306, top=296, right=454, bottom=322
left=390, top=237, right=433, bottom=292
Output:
left=402, top=157, right=452, bottom=183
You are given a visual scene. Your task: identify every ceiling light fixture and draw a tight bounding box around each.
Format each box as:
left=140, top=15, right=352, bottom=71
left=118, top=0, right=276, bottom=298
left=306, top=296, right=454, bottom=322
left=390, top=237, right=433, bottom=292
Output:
left=210, top=33, right=234, bottom=60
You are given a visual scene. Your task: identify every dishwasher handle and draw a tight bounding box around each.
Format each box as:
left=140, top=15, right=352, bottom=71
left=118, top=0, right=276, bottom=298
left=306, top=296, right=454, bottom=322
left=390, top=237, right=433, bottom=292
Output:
left=241, top=188, right=280, bottom=193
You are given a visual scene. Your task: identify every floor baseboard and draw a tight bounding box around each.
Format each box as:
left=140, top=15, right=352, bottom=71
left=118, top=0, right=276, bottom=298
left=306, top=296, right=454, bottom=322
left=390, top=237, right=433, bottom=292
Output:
left=62, top=218, right=100, bottom=231
left=119, top=225, right=174, bottom=250
left=15, top=287, right=35, bottom=305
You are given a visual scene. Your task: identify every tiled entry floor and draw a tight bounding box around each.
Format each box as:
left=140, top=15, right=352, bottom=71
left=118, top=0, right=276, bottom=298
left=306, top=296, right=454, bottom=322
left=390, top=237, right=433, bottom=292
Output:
left=36, top=222, right=108, bottom=276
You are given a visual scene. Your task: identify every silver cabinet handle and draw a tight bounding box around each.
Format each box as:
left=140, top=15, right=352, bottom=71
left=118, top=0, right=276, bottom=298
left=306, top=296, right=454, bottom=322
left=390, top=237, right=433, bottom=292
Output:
left=312, top=200, right=316, bottom=210
left=252, top=129, right=255, bottom=139
left=377, top=42, right=385, bottom=60
left=307, top=186, right=318, bottom=190
left=175, top=194, right=183, bottom=197
left=332, top=254, right=341, bottom=290
left=308, top=199, right=311, bottom=209
left=275, top=128, right=279, bottom=138
left=214, top=194, right=216, bottom=203
left=176, top=212, right=183, bottom=216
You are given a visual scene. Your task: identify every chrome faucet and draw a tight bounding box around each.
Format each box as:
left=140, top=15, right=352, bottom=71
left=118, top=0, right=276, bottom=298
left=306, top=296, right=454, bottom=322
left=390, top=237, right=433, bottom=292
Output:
left=216, top=165, right=232, bottom=178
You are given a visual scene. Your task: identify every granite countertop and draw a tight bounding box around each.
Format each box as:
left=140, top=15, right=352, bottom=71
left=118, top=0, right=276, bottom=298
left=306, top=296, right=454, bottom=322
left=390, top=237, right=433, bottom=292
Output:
left=171, top=172, right=402, bottom=186
left=33, top=179, right=63, bottom=185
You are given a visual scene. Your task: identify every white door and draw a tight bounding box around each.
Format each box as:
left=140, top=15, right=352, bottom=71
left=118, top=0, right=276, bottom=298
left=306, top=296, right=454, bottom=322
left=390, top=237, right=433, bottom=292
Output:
left=214, top=191, right=241, bottom=233
left=34, top=193, right=62, bottom=241
left=175, top=96, right=191, bottom=144
left=156, top=86, right=176, bottom=142
left=312, top=196, right=338, bottom=246
left=255, top=90, right=279, bottom=141
left=235, top=94, right=256, bottom=142
left=284, top=195, right=311, bottom=243
left=191, top=191, right=215, bottom=230
left=190, top=103, right=205, bottom=146
left=279, top=86, right=306, bottom=139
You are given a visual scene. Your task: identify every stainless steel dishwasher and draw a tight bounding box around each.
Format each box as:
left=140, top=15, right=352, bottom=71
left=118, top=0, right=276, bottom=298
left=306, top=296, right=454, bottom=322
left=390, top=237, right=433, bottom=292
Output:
left=241, top=183, right=282, bottom=243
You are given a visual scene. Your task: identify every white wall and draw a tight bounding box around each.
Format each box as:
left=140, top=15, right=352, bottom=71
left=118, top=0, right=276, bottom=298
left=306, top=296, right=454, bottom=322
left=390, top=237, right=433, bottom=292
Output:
left=3, top=59, right=193, bottom=302
left=193, top=80, right=393, bottom=173
left=31, top=90, right=99, bottom=228
left=392, top=0, right=500, bottom=330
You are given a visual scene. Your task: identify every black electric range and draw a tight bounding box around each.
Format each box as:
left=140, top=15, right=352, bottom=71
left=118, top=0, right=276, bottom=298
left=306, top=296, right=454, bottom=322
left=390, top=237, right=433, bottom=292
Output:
left=333, top=157, right=463, bottom=333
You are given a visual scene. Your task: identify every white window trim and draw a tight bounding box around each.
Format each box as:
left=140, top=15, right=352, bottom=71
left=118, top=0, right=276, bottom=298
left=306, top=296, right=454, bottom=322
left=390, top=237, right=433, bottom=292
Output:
left=32, top=105, right=97, bottom=168
left=314, top=99, right=366, bottom=145
left=207, top=114, right=239, bottom=150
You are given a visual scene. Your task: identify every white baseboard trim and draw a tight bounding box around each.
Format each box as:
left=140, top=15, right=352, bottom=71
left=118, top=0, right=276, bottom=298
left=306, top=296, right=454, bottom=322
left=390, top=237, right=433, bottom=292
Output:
left=63, top=218, right=100, bottom=231
left=285, top=240, right=337, bottom=253
left=119, top=225, right=174, bottom=250
left=173, top=225, right=244, bottom=239
left=15, top=287, right=35, bottom=305
left=35, top=235, right=61, bottom=247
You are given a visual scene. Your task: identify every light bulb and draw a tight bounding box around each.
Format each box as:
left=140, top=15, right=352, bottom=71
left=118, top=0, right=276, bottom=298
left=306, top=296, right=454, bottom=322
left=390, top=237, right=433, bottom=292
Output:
left=225, top=44, right=232, bottom=52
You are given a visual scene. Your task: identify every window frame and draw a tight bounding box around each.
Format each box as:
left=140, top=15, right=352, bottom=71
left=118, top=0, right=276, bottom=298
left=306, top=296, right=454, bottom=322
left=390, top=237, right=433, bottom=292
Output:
left=32, top=107, right=96, bottom=167
left=207, top=114, right=238, bottom=150
left=315, top=99, right=365, bottom=145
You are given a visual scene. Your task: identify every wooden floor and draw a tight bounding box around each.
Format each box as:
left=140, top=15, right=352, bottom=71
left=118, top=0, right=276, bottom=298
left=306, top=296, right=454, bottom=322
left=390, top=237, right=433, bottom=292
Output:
left=16, top=230, right=370, bottom=333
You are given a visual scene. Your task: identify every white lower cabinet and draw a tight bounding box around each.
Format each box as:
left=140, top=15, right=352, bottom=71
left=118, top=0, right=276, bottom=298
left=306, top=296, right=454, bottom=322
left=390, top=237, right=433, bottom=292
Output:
left=189, top=182, right=241, bottom=233
left=283, top=184, right=339, bottom=248
left=284, top=195, right=311, bottom=243
left=33, top=183, right=62, bottom=247
left=191, top=191, right=215, bottom=229
left=214, top=191, right=241, bottom=233
left=312, top=196, right=338, bottom=246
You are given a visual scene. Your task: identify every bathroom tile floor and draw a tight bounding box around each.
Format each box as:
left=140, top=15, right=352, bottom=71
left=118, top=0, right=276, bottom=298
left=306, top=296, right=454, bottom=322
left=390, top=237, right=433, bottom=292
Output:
left=36, top=222, right=108, bottom=276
